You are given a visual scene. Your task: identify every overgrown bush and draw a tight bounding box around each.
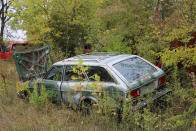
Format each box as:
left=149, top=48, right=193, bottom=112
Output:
left=16, top=81, right=56, bottom=109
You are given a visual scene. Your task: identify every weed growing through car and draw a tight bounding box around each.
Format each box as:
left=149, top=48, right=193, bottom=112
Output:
left=69, top=59, right=104, bottom=112
left=68, top=60, right=116, bottom=116
left=16, top=80, right=55, bottom=109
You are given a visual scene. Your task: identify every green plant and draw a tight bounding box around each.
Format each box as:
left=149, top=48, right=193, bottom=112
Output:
left=16, top=81, right=55, bottom=109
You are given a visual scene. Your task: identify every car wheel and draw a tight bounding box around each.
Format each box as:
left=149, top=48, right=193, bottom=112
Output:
left=80, top=99, right=98, bottom=116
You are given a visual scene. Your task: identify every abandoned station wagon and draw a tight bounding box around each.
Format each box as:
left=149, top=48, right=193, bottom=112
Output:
left=15, top=49, right=171, bottom=111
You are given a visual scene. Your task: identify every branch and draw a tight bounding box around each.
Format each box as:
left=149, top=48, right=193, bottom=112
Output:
left=155, top=0, right=160, bottom=12
left=5, top=16, right=11, bottom=23
left=189, top=0, right=194, bottom=21
left=5, top=5, right=10, bottom=14
left=1, top=0, right=4, bottom=6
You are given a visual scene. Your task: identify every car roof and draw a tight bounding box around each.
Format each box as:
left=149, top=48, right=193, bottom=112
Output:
left=53, top=52, right=136, bottom=66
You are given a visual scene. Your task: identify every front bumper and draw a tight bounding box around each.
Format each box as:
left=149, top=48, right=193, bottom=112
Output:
left=132, top=88, right=172, bottom=111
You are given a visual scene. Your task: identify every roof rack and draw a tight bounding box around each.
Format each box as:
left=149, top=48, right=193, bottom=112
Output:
left=85, top=52, right=121, bottom=55
left=63, top=52, right=122, bottom=63
left=65, top=59, right=100, bottom=62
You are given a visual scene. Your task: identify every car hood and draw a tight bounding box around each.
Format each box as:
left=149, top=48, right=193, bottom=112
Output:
left=13, top=45, right=52, bottom=82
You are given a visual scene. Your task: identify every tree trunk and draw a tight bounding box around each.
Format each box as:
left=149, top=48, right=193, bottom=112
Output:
left=0, top=0, right=11, bottom=49
left=0, top=21, right=5, bottom=50
left=0, top=22, right=4, bottom=42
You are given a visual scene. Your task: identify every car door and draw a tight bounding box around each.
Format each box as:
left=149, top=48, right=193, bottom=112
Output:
left=43, top=66, right=63, bottom=103
left=60, top=65, right=88, bottom=105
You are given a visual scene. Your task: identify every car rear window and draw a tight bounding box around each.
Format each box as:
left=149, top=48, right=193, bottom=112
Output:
left=113, top=57, right=157, bottom=82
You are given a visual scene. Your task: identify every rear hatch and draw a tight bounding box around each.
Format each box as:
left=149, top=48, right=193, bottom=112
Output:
left=113, top=56, right=165, bottom=97
left=13, top=45, right=52, bottom=82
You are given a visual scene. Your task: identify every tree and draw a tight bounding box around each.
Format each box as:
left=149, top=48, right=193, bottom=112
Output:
left=48, top=0, right=99, bottom=56
left=11, top=0, right=101, bottom=56
left=87, top=0, right=150, bottom=53
left=10, top=0, right=51, bottom=45
left=0, top=0, right=12, bottom=47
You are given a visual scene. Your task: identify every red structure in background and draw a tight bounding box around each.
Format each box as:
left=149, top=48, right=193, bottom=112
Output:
left=0, top=41, right=28, bottom=60
left=84, top=44, right=92, bottom=53
left=170, top=31, right=196, bottom=49
left=156, top=60, right=163, bottom=69
left=156, top=31, right=196, bottom=74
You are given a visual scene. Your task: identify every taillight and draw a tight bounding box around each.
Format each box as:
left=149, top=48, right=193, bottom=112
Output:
left=130, top=88, right=140, bottom=98
left=158, top=75, right=166, bottom=86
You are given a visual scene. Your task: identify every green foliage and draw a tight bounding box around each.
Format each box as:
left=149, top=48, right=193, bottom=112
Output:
left=48, top=0, right=100, bottom=56
left=87, top=0, right=150, bottom=54
left=10, top=0, right=51, bottom=45
left=11, top=0, right=102, bottom=57
left=28, top=85, right=51, bottom=108
left=16, top=81, right=54, bottom=108
left=71, top=59, right=104, bottom=92
left=7, top=0, right=196, bottom=130
left=71, top=59, right=88, bottom=81
left=161, top=47, right=196, bottom=67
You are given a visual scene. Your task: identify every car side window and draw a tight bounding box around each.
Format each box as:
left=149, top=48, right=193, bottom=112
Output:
left=45, top=66, right=63, bottom=81
left=86, top=66, right=115, bottom=82
left=64, top=66, right=86, bottom=81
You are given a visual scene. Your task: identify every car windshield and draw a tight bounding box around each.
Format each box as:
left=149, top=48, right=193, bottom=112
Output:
left=45, top=66, right=63, bottom=81
left=113, top=57, right=157, bottom=82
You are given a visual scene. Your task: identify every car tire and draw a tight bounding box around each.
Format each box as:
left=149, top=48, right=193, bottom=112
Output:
left=80, top=99, right=98, bottom=116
